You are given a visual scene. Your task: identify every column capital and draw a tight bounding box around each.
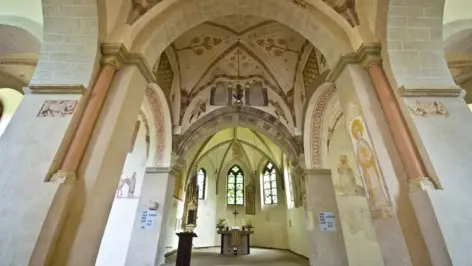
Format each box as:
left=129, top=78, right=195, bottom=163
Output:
left=101, top=43, right=155, bottom=83
left=145, top=167, right=171, bottom=174
left=398, top=85, right=462, bottom=98
left=27, top=84, right=87, bottom=94
left=304, top=168, right=332, bottom=176
left=327, top=43, right=382, bottom=82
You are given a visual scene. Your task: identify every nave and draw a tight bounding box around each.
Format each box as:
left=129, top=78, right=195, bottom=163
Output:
left=165, top=248, right=309, bottom=266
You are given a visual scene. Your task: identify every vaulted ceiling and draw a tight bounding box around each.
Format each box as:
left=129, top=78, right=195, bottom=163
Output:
left=172, top=15, right=308, bottom=99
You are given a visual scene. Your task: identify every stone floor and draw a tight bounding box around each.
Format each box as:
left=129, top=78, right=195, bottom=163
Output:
left=165, top=247, right=309, bottom=266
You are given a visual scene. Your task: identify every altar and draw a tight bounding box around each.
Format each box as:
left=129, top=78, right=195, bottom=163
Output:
left=217, top=228, right=253, bottom=255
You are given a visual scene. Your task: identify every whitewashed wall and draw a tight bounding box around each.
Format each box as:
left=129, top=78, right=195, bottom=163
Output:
left=96, top=118, right=147, bottom=266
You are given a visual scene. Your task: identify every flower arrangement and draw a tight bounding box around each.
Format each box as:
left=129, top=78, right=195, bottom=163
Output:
left=216, top=217, right=228, bottom=230
left=243, top=218, right=254, bottom=230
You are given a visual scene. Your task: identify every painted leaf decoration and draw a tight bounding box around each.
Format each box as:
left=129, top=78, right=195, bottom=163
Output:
left=191, top=37, right=200, bottom=44
left=195, top=49, right=204, bottom=55
left=274, top=49, right=283, bottom=56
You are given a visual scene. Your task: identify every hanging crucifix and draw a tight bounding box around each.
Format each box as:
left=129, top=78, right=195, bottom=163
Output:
left=232, top=209, right=239, bottom=226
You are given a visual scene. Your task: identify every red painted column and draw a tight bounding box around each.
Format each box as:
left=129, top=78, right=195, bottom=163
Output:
left=366, top=62, right=428, bottom=181
left=60, top=63, right=118, bottom=172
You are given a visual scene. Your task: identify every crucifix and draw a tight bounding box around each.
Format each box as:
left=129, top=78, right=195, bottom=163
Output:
left=232, top=209, right=239, bottom=226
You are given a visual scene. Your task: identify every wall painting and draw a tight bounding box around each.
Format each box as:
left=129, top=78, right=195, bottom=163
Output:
left=347, top=116, right=392, bottom=219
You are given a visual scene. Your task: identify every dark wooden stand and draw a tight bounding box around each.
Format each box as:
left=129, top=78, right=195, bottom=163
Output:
left=175, top=232, right=197, bottom=266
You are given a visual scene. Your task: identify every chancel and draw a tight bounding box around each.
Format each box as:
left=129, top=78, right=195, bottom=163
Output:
left=2, top=1, right=472, bottom=266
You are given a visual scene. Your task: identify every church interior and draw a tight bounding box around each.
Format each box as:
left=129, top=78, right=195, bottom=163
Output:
left=1, top=0, right=472, bottom=266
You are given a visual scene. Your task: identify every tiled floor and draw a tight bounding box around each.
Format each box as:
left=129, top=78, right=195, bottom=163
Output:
left=165, top=247, right=309, bottom=266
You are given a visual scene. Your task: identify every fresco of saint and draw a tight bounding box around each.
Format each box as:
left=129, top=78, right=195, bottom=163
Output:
left=349, top=117, right=391, bottom=212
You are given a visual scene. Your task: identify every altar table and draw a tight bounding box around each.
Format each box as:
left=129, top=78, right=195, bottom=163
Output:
left=217, top=229, right=253, bottom=255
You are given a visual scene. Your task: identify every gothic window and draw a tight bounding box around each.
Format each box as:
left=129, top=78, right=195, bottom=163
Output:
left=227, top=165, right=244, bottom=205
left=263, top=162, right=278, bottom=205
left=197, top=168, right=206, bottom=200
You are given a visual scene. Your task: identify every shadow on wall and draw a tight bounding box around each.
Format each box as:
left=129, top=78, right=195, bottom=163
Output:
left=0, top=88, right=23, bottom=137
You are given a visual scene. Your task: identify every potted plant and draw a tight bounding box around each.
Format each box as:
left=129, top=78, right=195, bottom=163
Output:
left=216, top=218, right=227, bottom=231
left=245, top=219, right=254, bottom=231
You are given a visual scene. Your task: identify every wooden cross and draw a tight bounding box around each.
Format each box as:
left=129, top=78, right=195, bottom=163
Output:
left=232, top=209, right=239, bottom=226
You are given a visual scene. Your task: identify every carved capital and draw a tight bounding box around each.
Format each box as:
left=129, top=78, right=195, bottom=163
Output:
left=408, top=177, right=436, bottom=193
left=327, top=43, right=382, bottom=82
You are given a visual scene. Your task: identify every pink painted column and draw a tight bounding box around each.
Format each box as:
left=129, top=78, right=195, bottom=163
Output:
left=61, top=63, right=118, bottom=172
left=365, top=63, right=428, bottom=181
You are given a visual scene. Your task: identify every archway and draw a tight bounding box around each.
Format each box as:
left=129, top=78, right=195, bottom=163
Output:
left=173, top=106, right=301, bottom=172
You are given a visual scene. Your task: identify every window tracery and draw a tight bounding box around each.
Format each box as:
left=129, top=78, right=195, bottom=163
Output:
left=227, top=165, right=244, bottom=205
left=263, top=162, right=278, bottom=205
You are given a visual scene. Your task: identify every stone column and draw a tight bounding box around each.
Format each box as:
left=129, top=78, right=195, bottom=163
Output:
left=304, top=169, right=348, bottom=266
left=361, top=51, right=428, bottom=183
left=0, top=86, right=85, bottom=266
left=126, top=167, right=176, bottom=266
left=60, top=61, right=119, bottom=173
left=401, top=91, right=472, bottom=266
left=44, top=65, right=148, bottom=266
left=334, top=60, right=427, bottom=265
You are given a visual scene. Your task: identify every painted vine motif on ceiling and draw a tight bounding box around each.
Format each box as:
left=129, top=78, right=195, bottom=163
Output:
left=153, top=52, right=174, bottom=98
left=286, top=0, right=359, bottom=27
left=176, top=36, right=223, bottom=56
left=172, top=15, right=311, bottom=127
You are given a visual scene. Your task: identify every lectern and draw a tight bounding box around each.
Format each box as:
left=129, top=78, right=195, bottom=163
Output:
left=175, top=232, right=197, bottom=266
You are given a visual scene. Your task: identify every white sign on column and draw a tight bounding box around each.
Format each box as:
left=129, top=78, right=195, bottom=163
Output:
left=141, top=210, right=158, bottom=229
left=318, top=212, right=336, bottom=231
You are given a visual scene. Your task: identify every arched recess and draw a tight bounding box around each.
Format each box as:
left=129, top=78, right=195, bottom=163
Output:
left=145, top=83, right=173, bottom=167
left=303, top=82, right=337, bottom=169
left=174, top=106, right=300, bottom=173
left=123, top=0, right=357, bottom=70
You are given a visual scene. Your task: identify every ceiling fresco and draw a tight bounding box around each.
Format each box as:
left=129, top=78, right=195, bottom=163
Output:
left=173, top=15, right=308, bottom=98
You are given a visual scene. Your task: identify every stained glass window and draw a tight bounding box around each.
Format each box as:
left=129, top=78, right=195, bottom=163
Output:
left=227, top=165, right=244, bottom=205
left=197, top=168, right=206, bottom=200
left=263, top=162, right=278, bottom=205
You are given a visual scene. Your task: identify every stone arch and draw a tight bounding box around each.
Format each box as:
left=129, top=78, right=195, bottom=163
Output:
left=0, top=23, right=41, bottom=88
left=303, top=82, right=337, bottom=169
left=443, top=19, right=472, bottom=50
left=378, top=0, right=457, bottom=90
left=31, top=0, right=101, bottom=87
left=124, top=0, right=356, bottom=69
left=145, top=83, right=173, bottom=167
left=174, top=106, right=300, bottom=172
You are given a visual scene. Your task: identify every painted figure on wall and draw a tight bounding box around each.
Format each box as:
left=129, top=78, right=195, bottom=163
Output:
left=116, top=172, right=137, bottom=198
left=337, top=155, right=365, bottom=197
left=37, top=100, right=78, bottom=117
left=349, top=117, right=391, bottom=215
left=245, top=177, right=256, bottom=215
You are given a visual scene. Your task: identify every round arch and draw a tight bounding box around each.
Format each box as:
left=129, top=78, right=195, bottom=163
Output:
left=125, top=0, right=356, bottom=69
left=174, top=106, right=300, bottom=173
left=303, top=82, right=337, bottom=169
left=374, top=0, right=457, bottom=90
left=145, top=83, right=173, bottom=167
